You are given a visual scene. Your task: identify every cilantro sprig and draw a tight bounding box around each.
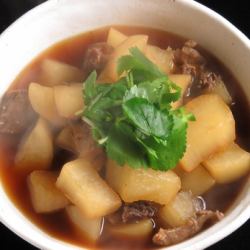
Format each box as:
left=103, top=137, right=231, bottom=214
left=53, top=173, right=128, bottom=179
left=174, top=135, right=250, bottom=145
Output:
left=82, top=47, right=195, bottom=171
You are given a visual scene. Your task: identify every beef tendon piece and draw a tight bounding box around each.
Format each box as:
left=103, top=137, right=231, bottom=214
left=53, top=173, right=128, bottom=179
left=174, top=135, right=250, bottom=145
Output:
left=122, top=201, right=159, bottom=223
left=0, top=90, right=36, bottom=134
left=153, top=210, right=223, bottom=246
left=83, top=42, right=114, bottom=74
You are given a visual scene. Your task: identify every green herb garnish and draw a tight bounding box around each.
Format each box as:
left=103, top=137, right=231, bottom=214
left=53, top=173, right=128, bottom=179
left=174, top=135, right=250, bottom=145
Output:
left=82, top=47, right=195, bottom=171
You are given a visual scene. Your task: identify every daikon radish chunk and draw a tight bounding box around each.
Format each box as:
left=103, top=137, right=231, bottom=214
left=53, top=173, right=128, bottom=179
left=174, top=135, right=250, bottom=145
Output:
left=204, top=78, right=232, bottom=105
left=146, top=45, right=173, bottom=74
left=56, top=159, right=121, bottom=218
left=15, top=118, right=53, bottom=173
left=39, top=59, right=84, bottom=86
left=159, top=191, right=195, bottom=227
left=175, top=165, right=215, bottom=195
left=107, top=28, right=127, bottom=47
left=109, top=219, right=153, bottom=238
left=106, top=160, right=181, bottom=205
left=28, top=82, right=64, bottom=126
left=180, top=94, right=235, bottom=172
left=169, top=74, right=191, bottom=108
left=28, top=171, right=69, bottom=213
left=203, top=143, right=250, bottom=183
left=54, top=83, right=83, bottom=119
left=66, top=205, right=103, bottom=242
left=98, top=35, right=148, bottom=83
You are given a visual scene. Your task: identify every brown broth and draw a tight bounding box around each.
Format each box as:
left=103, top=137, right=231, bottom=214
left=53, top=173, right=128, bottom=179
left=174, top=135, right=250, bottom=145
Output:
left=0, top=26, right=249, bottom=250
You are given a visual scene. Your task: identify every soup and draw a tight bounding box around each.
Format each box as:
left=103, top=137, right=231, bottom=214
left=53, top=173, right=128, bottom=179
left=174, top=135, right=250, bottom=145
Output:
left=0, top=26, right=249, bottom=249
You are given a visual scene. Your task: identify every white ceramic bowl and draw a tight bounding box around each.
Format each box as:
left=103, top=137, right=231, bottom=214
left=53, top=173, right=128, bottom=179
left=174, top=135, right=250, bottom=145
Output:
left=0, top=0, right=249, bottom=249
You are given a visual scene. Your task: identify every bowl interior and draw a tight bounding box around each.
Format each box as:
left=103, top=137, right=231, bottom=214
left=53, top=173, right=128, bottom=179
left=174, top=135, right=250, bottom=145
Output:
left=0, top=0, right=249, bottom=250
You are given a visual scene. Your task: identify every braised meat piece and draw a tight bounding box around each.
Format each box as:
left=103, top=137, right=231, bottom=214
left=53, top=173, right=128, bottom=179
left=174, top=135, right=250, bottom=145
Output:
left=106, top=201, right=159, bottom=225
left=173, top=40, right=232, bottom=105
left=198, top=71, right=218, bottom=89
left=181, top=63, right=197, bottom=76
left=106, top=210, right=123, bottom=225
left=153, top=210, right=223, bottom=246
left=83, top=42, right=114, bottom=74
left=122, top=201, right=159, bottom=223
left=70, top=122, right=102, bottom=156
left=0, top=90, right=36, bottom=134
left=174, top=40, right=205, bottom=77
left=197, top=71, right=232, bottom=104
left=69, top=121, right=106, bottom=170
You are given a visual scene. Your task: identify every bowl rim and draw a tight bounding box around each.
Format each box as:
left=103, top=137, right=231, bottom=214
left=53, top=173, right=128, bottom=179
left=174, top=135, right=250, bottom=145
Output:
left=0, top=0, right=249, bottom=46
left=0, top=1, right=249, bottom=250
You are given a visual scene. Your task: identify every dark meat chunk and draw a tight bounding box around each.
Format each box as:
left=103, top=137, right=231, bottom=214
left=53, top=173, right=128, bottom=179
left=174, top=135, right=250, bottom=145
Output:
left=181, top=46, right=205, bottom=65
left=83, top=42, right=114, bottom=74
left=153, top=210, right=223, bottom=246
left=173, top=40, right=230, bottom=104
left=122, top=201, right=159, bottom=223
left=106, top=210, right=123, bottom=225
left=174, top=40, right=205, bottom=73
left=199, top=71, right=219, bottom=90
left=70, top=122, right=98, bottom=156
left=107, top=201, right=159, bottom=225
left=195, top=71, right=232, bottom=104
left=173, top=40, right=206, bottom=91
left=0, top=90, right=36, bottom=134
left=196, top=210, right=224, bottom=225
left=69, top=121, right=106, bottom=170
left=181, top=63, right=197, bottom=76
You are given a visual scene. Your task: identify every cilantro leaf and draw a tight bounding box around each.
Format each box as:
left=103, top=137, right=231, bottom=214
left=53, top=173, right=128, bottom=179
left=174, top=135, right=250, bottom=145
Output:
left=144, top=116, right=187, bottom=171
left=124, top=77, right=181, bottom=110
left=136, top=109, right=194, bottom=171
left=82, top=46, right=195, bottom=171
left=123, top=97, right=173, bottom=139
left=84, top=71, right=98, bottom=105
left=117, top=47, right=165, bottom=79
left=161, top=80, right=182, bottom=105
left=106, top=122, right=147, bottom=168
